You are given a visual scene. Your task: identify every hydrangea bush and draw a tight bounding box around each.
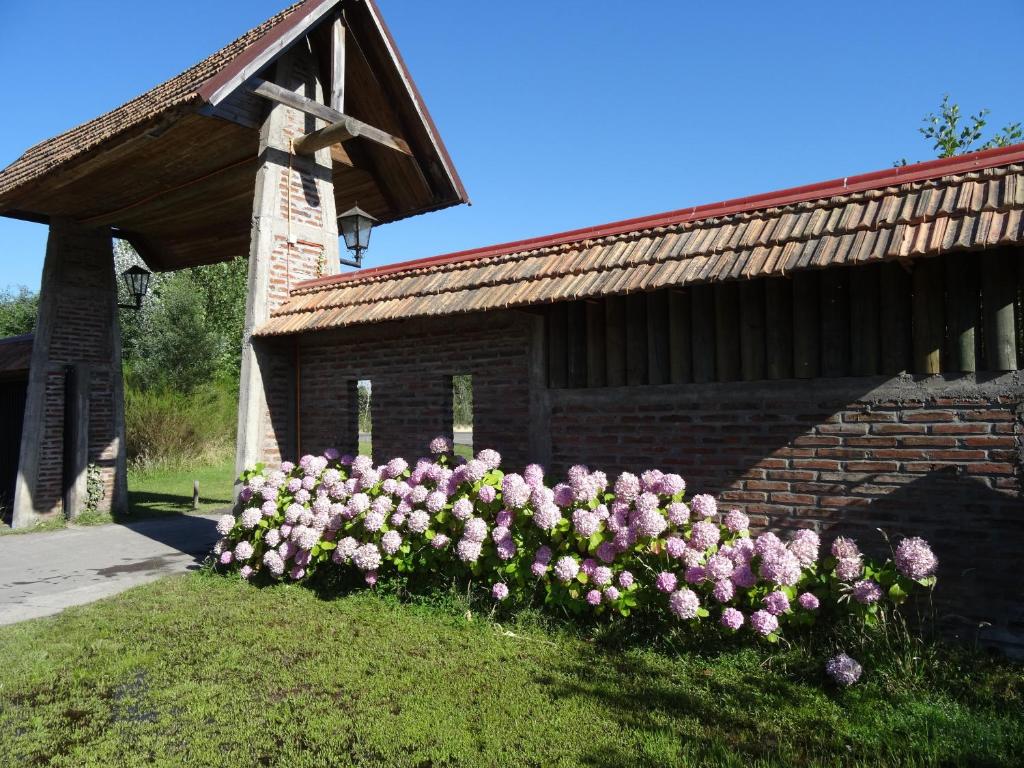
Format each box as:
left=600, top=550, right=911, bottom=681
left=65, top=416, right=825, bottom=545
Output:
left=214, top=440, right=938, bottom=652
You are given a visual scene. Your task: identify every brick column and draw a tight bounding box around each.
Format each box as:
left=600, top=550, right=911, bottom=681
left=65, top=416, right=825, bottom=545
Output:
left=236, top=42, right=339, bottom=479
left=12, top=218, right=127, bottom=526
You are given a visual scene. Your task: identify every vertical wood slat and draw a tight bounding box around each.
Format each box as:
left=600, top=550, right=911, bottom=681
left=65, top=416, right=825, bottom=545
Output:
left=625, top=293, right=648, bottom=385
left=739, top=280, right=766, bottom=381
left=668, top=290, right=692, bottom=384
left=690, top=284, right=716, bottom=383
left=880, top=261, right=913, bottom=375
left=820, top=268, right=851, bottom=377
left=792, top=271, right=820, bottom=378
left=646, top=290, right=670, bottom=385
left=547, top=303, right=568, bottom=388
left=585, top=300, right=607, bottom=387
left=765, top=277, right=793, bottom=379
left=849, top=264, right=881, bottom=376
left=714, top=282, right=740, bottom=381
left=944, top=253, right=979, bottom=372
left=912, top=257, right=944, bottom=374
left=604, top=295, right=627, bottom=386
left=566, top=301, right=587, bottom=388
left=982, top=249, right=1018, bottom=371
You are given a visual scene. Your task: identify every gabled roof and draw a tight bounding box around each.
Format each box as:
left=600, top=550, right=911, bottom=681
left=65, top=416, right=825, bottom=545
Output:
left=258, top=143, right=1024, bottom=337
left=0, top=334, right=34, bottom=375
left=0, top=0, right=467, bottom=270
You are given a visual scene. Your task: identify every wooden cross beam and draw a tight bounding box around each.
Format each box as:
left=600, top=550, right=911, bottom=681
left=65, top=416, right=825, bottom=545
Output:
left=249, top=77, right=412, bottom=157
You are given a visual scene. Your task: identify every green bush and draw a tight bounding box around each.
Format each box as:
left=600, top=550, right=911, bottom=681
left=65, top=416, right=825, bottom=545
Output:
left=125, top=378, right=237, bottom=472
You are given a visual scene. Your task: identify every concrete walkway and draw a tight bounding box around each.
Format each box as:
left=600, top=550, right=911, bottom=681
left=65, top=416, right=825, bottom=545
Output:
left=0, top=514, right=220, bottom=625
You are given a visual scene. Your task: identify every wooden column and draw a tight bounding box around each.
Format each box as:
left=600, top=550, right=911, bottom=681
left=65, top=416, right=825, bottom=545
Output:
left=820, top=268, right=850, bottom=377
left=739, top=280, right=766, bottom=381
left=714, top=283, right=740, bottom=381
left=625, top=293, right=648, bottom=385
left=944, top=253, right=979, bottom=372
left=646, top=290, right=670, bottom=385
left=792, top=271, right=820, bottom=378
left=765, top=277, right=793, bottom=379
left=566, top=301, right=587, bottom=388
left=880, top=261, right=913, bottom=375
left=983, top=250, right=1018, bottom=371
left=849, top=264, right=881, bottom=376
left=912, top=257, right=944, bottom=374
left=604, top=296, right=627, bottom=386
left=547, top=303, right=568, bottom=388
left=668, top=290, right=692, bottom=384
left=585, top=300, right=607, bottom=388
left=691, top=285, right=716, bottom=383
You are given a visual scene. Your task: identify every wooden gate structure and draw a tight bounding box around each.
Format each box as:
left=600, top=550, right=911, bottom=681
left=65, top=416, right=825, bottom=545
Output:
left=0, top=0, right=467, bottom=527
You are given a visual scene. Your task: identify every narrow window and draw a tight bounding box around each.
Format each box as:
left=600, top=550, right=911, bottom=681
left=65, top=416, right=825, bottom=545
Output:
left=357, top=378, right=372, bottom=459
left=452, top=374, right=473, bottom=460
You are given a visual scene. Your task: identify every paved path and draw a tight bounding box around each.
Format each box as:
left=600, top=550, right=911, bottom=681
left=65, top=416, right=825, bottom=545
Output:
left=0, top=514, right=220, bottom=625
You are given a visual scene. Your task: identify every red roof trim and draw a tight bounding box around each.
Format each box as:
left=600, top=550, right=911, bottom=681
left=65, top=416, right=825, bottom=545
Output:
left=298, top=141, right=1024, bottom=292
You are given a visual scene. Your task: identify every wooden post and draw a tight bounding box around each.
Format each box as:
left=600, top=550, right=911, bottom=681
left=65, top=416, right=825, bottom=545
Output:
left=625, top=293, right=648, bottom=385
left=330, top=16, right=346, bottom=112
left=792, top=271, right=820, bottom=378
left=585, top=300, right=607, bottom=388
left=547, top=303, right=568, bottom=388
left=690, top=284, right=716, bottom=383
left=912, top=257, right=944, bottom=374
left=944, top=253, right=978, bottom=372
left=880, top=261, right=913, bottom=375
left=982, top=249, right=1018, bottom=371
left=739, top=280, right=766, bottom=381
left=604, top=295, right=627, bottom=386
left=820, top=268, right=850, bottom=377
left=714, top=283, right=740, bottom=381
left=193, top=480, right=201, bottom=511
left=566, top=301, right=587, bottom=388
left=765, top=277, right=793, bottom=379
left=668, top=290, right=692, bottom=384
left=849, top=264, right=881, bottom=376
left=646, top=291, right=670, bottom=385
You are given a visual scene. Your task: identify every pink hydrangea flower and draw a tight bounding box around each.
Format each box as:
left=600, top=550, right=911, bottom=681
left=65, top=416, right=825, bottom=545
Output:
left=713, top=579, right=735, bottom=603
left=690, top=493, right=717, bottom=518
left=762, top=591, right=790, bottom=616
left=655, top=571, right=678, bottom=593
left=553, top=556, right=580, bottom=583
left=603, top=586, right=620, bottom=603
left=798, top=592, right=820, bottom=611
left=586, top=589, right=602, bottom=606
left=720, top=607, right=744, bottom=630
left=894, top=537, right=937, bottom=580
left=492, top=582, right=509, bottom=601
left=429, top=436, right=451, bottom=455
left=853, top=579, right=883, bottom=604
left=826, top=653, right=862, bottom=686
left=689, top=520, right=720, bottom=551
left=723, top=509, right=749, bottom=532
left=669, top=588, right=700, bottom=619
left=618, top=571, right=634, bottom=589
left=750, top=610, right=779, bottom=637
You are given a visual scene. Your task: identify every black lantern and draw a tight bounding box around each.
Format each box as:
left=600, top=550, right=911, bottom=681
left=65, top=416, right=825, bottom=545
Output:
left=120, top=265, right=152, bottom=310
left=338, top=205, right=377, bottom=268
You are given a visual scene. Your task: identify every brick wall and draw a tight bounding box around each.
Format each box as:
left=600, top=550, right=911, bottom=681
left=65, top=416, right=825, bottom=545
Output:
left=270, top=308, right=1023, bottom=647
left=549, top=375, right=1024, bottom=648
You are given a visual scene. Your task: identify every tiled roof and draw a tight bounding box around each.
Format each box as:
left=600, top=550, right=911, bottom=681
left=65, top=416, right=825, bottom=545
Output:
left=0, top=3, right=305, bottom=201
left=258, top=144, right=1024, bottom=337
left=0, top=334, right=33, bottom=374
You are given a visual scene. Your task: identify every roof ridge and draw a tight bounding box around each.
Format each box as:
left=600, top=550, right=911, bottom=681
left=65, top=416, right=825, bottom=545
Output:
left=295, top=143, right=1024, bottom=294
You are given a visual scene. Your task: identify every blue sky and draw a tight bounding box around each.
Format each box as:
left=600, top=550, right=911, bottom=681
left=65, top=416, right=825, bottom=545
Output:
left=1, top=0, right=1021, bottom=291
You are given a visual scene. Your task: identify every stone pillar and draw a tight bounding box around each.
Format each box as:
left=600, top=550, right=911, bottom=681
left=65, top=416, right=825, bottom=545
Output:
left=12, top=218, right=127, bottom=527
left=236, top=42, right=340, bottom=482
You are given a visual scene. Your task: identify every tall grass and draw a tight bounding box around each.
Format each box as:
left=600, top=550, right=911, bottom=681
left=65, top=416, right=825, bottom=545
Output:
left=124, top=380, right=237, bottom=473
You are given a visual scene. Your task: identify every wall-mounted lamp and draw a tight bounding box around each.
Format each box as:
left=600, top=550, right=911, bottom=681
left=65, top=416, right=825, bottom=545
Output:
left=119, top=265, right=152, bottom=310
left=338, top=205, right=377, bottom=269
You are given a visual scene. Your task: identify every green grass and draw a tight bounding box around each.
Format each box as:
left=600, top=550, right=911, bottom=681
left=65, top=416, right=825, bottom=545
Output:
left=359, top=441, right=474, bottom=461
left=0, top=573, right=1019, bottom=767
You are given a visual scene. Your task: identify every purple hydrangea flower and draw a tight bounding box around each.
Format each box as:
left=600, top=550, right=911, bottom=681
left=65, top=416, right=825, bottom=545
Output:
left=852, top=579, right=883, bottom=604
left=553, top=556, right=580, bottom=583
left=750, top=609, right=779, bottom=637
left=730, top=564, right=757, bottom=589
left=381, top=530, right=403, bottom=556
left=592, top=566, right=613, bottom=586
left=534, top=545, right=553, bottom=565
left=666, top=536, right=687, bottom=559
left=614, top=472, right=641, bottom=502
left=431, top=533, right=450, bottom=550
left=788, top=529, right=820, bottom=567
left=265, top=528, right=282, bottom=548
left=533, top=503, right=562, bottom=531
left=713, top=579, right=735, bottom=603
left=572, top=509, right=601, bottom=538
left=835, top=556, right=863, bottom=582
left=894, top=537, right=938, bottom=580
left=492, top=582, right=509, bottom=601
left=240, top=565, right=254, bottom=579
left=456, top=538, right=483, bottom=563
left=407, top=510, right=430, bottom=534
left=720, top=607, right=745, bottom=630
left=669, top=588, right=700, bottom=619
left=618, top=571, right=634, bottom=589
left=596, top=541, right=618, bottom=563
left=723, top=509, right=750, bottom=533
left=658, top=473, right=685, bottom=497
left=463, top=517, right=488, bottom=543
left=429, top=436, right=451, bottom=455
left=634, top=507, right=668, bottom=539
left=655, top=571, right=678, bottom=593
left=523, top=464, right=545, bottom=488
left=586, top=589, right=602, bottom=606
left=690, top=493, right=717, bottom=518
left=666, top=502, right=690, bottom=527
left=530, top=561, right=548, bottom=578
left=759, top=550, right=802, bottom=587
left=234, top=541, right=254, bottom=561
left=289, top=566, right=306, bottom=581
left=352, top=543, right=382, bottom=572
left=478, top=484, right=497, bottom=504
left=826, top=653, right=862, bottom=686
left=706, top=553, right=734, bottom=581
left=603, top=586, right=620, bottom=603
left=763, top=591, right=791, bottom=616
left=219, top=550, right=234, bottom=565
left=831, top=536, right=861, bottom=559
left=426, top=490, right=448, bottom=514
left=477, top=449, right=502, bottom=470
left=495, top=509, right=513, bottom=528
left=263, top=549, right=285, bottom=576
left=689, top=520, right=720, bottom=551
left=215, top=515, right=235, bottom=536
left=798, top=592, right=820, bottom=611
left=364, top=570, right=378, bottom=587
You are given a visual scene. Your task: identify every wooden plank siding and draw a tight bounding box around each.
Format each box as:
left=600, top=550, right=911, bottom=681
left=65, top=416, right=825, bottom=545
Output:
left=543, top=253, right=1023, bottom=388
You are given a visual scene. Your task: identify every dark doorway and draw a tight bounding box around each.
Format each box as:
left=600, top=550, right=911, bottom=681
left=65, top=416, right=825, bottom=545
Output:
left=0, top=376, right=28, bottom=522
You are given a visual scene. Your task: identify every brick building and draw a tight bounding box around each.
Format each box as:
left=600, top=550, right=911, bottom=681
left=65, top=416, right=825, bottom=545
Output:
left=0, top=1, right=1022, bottom=646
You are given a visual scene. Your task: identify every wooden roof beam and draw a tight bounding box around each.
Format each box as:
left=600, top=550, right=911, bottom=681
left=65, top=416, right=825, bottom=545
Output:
left=249, top=77, right=412, bottom=157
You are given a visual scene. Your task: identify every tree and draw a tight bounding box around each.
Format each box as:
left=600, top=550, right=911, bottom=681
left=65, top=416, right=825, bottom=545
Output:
left=0, top=287, right=38, bottom=337
left=897, top=95, right=1022, bottom=165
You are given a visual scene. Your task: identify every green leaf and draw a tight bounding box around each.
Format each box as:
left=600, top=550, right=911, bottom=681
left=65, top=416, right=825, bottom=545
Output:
left=319, top=541, right=337, bottom=551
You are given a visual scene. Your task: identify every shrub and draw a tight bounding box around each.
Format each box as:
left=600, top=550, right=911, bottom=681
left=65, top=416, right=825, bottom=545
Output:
left=214, top=441, right=937, bottom=658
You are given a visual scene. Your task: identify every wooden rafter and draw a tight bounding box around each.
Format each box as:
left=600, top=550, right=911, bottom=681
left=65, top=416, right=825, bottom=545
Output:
left=249, top=77, right=412, bottom=156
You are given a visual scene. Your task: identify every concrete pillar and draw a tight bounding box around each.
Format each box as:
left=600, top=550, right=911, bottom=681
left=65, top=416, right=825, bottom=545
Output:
left=236, top=42, right=340, bottom=482
left=12, top=218, right=127, bottom=527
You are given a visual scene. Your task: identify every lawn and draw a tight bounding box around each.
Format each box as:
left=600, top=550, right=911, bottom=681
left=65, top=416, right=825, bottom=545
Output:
left=0, top=573, right=1020, bottom=767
